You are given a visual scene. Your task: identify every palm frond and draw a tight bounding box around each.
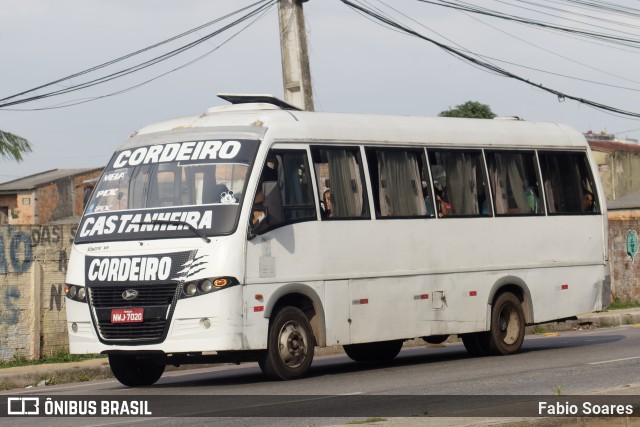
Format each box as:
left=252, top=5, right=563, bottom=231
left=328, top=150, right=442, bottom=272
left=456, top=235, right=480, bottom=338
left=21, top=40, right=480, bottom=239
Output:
left=0, top=130, right=32, bottom=162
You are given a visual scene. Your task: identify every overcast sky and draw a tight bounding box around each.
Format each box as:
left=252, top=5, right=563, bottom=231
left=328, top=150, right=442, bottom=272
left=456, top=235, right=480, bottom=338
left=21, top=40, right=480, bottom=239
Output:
left=1, top=0, right=639, bottom=182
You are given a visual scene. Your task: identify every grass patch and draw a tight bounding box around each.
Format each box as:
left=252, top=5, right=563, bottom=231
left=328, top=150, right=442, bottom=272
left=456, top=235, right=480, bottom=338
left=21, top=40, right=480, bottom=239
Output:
left=532, top=326, right=548, bottom=334
left=553, top=384, right=563, bottom=396
left=598, top=320, right=614, bottom=328
left=0, top=350, right=105, bottom=369
left=608, top=297, right=640, bottom=310
left=44, top=369, right=112, bottom=386
left=347, top=418, right=387, bottom=425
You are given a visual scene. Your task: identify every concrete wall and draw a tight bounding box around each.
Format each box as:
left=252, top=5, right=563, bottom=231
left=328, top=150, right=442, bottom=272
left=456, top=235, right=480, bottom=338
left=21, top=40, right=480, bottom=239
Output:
left=591, top=149, right=640, bottom=201
left=608, top=210, right=640, bottom=303
left=0, top=224, right=76, bottom=361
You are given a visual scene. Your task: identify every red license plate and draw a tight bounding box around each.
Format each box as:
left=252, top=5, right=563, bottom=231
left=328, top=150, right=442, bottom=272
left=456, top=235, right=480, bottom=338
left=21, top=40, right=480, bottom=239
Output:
left=111, top=308, right=144, bottom=323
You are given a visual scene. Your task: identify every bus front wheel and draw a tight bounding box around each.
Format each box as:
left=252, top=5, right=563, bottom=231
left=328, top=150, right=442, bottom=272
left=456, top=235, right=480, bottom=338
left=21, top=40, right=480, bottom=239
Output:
left=488, top=292, right=525, bottom=355
left=108, top=354, right=165, bottom=387
left=343, top=340, right=403, bottom=362
left=259, top=306, right=315, bottom=380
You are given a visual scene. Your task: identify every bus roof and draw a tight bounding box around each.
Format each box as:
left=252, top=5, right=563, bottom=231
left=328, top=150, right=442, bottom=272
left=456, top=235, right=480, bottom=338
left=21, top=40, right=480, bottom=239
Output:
left=127, top=96, right=587, bottom=150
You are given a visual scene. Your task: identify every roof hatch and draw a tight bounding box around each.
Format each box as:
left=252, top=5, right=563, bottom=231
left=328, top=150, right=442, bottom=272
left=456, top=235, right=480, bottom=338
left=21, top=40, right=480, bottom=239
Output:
left=217, top=93, right=301, bottom=111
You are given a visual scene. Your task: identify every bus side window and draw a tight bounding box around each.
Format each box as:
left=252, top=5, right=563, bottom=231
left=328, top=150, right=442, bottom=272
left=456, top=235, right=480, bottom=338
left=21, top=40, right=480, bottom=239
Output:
left=365, top=148, right=429, bottom=218
left=486, top=151, right=542, bottom=216
left=539, top=151, right=599, bottom=214
left=311, top=147, right=370, bottom=220
left=278, top=151, right=316, bottom=223
left=428, top=149, right=488, bottom=217
left=252, top=150, right=316, bottom=234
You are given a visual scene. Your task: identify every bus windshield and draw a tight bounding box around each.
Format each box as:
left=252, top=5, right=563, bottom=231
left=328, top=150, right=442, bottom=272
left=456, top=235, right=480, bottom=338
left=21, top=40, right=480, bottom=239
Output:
left=76, top=139, right=259, bottom=244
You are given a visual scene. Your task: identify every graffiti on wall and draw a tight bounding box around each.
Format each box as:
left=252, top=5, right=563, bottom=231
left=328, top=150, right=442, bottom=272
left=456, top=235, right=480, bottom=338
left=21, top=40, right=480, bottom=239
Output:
left=0, top=225, right=77, bottom=274
left=0, top=287, right=20, bottom=324
left=628, top=230, right=638, bottom=261
left=0, top=232, right=32, bottom=274
left=0, top=225, right=77, bottom=327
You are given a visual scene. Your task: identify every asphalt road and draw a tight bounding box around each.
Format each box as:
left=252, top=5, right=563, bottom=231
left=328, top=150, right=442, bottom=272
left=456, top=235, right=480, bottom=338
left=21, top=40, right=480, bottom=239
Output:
left=2, top=325, right=640, bottom=426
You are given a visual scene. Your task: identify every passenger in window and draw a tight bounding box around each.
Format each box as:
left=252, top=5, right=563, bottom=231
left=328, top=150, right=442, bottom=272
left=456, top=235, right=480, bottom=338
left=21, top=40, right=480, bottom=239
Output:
left=435, top=188, right=452, bottom=217
left=524, top=184, right=539, bottom=213
left=481, top=198, right=489, bottom=216
left=582, top=190, right=595, bottom=212
left=321, top=189, right=333, bottom=218
left=252, top=158, right=279, bottom=225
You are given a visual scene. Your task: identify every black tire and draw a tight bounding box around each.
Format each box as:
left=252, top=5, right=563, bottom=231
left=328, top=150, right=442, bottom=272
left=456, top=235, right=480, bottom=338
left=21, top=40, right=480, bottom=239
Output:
left=488, top=292, right=525, bottom=355
left=423, top=335, right=449, bottom=345
left=108, top=354, right=165, bottom=387
left=259, top=306, right=314, bottom=380
left=343, top=340, right=404, bottom=362
left=461, top=332, right=491, bottom=357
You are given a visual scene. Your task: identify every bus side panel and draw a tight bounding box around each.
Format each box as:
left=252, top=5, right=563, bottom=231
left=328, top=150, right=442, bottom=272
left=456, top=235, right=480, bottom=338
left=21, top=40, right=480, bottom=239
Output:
left=244, top=212, right=605, bottom=344
left=512, top=264, right=606, bottom=323
left=323, top=280, right=350, bottom=346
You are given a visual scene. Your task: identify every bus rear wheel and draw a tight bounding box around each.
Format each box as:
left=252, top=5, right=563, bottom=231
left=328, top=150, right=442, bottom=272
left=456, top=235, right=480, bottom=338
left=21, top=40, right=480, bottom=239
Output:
left=259, top=306, right=315, bottom=380
left=343, top=340, right=404, bottom=362
left=108, top=354, right=165, bottom=387
left=461, top=332, right=490, bottom=357
left=488, top=292, right=525, bottom=355
left=423, top=335, right=449, bottom=345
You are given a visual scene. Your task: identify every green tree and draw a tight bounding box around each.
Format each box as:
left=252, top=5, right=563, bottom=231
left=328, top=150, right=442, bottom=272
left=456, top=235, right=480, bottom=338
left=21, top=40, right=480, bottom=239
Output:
left=438, top=101, right=496, bottom=119
left=0, top=130, right=32, bottom=162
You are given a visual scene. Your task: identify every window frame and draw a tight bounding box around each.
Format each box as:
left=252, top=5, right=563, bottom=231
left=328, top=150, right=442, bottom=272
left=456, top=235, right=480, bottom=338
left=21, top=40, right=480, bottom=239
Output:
left=251, top=148, right=319, bottom=236
left=426, top=148, right=492, bottom=218
left=310, top=145, right=371, bottom=221
left=365, top=146, right=433, bottom=220
left=537, top=149, right=600, bottom=216
left=485, top=149, right=545, bottom=217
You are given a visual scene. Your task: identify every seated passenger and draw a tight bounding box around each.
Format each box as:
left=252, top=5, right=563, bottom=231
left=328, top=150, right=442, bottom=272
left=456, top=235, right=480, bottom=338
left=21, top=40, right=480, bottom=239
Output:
left=583, top=190, right=595, bottom=212
left=435, top=188, right=452, bottom=217
left=321, top=190, right=333, bottom=218
left=524, top=185, right=539, bottom=213
left=251, top=158, right=279, bottom=225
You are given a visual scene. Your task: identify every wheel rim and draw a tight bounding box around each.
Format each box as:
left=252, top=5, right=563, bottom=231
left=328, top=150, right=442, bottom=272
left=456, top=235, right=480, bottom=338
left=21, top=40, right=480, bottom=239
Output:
left=499, top=304, right=521, bottom=345
left=277, top=320, right=308, bottom=368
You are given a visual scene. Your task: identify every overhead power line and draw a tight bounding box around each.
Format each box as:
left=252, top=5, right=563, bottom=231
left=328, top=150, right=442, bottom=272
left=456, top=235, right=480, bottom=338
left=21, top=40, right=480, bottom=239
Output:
left=0, top=0, right=277, bottom=110
left=340, top=0, right=640, bottom=119
left=416, top=0, right=640, bottom=49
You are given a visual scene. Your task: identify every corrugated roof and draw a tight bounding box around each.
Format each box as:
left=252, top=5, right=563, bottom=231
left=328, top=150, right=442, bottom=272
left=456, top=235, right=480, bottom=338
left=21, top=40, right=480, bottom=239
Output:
left=0, top=168, right=103, bottom=192
left=588, top=140, right=640, bottom=153
left=608, top=189, right=640, bottom=210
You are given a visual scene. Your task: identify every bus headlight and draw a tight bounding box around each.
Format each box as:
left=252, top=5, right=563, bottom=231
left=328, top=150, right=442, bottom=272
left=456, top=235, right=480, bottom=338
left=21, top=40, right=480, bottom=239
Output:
left=199, top=279, right=213, bottom=293
left=65, top=284, right=88, bottom=303
left=184, top=282, right=198, bottom=297
left=179, top=277, right=239, bottom=299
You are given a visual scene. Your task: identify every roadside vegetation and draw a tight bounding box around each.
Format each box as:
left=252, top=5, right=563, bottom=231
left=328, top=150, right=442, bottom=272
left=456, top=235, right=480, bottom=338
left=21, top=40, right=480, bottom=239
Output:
left=0, top=350, right=105, bottom=369
left=607, top=297, right=640, bottom=310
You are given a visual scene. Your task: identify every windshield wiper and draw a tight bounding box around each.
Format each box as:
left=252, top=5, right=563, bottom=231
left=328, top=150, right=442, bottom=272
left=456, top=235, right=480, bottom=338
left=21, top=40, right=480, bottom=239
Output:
left=133, top=220, right=211, bottom=243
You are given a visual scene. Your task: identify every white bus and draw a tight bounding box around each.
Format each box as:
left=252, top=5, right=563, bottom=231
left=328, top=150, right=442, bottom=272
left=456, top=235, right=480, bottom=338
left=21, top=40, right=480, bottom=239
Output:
left=65, top=94, right=609, bottom=386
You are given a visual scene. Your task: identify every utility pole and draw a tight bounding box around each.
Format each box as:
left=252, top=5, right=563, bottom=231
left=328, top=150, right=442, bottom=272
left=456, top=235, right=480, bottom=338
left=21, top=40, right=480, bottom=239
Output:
left=278, top=0, right=314, bottom=111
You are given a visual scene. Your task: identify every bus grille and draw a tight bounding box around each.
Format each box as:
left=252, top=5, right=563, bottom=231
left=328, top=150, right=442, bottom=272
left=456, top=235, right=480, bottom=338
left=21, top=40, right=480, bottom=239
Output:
left=97, top=320, right=167, bottom=340
left=89, top=284, right=177, bottom=308
left=88, top=284, right=180, bottom=343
